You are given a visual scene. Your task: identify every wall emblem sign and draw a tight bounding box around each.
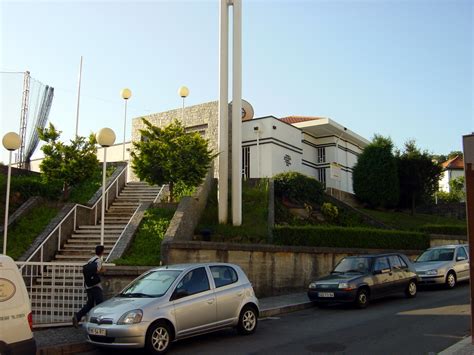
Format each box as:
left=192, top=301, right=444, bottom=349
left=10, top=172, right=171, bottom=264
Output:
left=0, top=278, right=16, bottom=302
left=284, top=154, right=292, bottom=166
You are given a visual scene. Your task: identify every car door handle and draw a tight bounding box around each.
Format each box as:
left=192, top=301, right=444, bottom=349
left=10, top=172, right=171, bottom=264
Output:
left=237, top=291, right=244, bottom=297
left=206, top=299, right=215, bottom=304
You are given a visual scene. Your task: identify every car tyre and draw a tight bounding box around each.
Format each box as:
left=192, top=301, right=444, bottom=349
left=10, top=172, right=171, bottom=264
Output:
left=237, top=305, right=258, bottom=335
left=446, top=271, right=457, bottom=289
left=146, top=321, right=172, bottom=355
left=405, top=280, right=417, bottom=298
left=355, top=288, right=369, bottom=309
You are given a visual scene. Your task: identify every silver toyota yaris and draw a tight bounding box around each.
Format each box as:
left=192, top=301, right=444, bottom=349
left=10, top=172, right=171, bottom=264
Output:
left=83, top=263, right=259, bottom=354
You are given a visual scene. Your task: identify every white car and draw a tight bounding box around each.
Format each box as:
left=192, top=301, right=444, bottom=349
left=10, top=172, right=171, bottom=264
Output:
left=415, top=244, right=470, bottom=288
left=0, top=254, right=36, bottom=354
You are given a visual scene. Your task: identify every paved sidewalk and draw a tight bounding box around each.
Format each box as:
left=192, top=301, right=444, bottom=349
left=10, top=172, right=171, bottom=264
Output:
left=438, top=336, right=474, bottom=355
left=34, top=292, right=313, bottom=355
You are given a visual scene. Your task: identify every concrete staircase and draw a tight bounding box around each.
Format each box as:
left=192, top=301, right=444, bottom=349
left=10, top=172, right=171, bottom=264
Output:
left=53, top=182, right=161, bottom=262
left=29, top=182, right=162, bottom=322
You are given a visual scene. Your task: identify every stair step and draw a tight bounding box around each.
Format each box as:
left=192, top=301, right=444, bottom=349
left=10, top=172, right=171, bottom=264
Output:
left=63, top=243, right=115, bottom=248
left=77, top=225, right=126, bottom=229
left=73, top=230, right=122, bottom=234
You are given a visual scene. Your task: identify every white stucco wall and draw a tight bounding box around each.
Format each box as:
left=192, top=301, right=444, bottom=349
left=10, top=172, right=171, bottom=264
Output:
left=440, top=169, right=464, bottom=192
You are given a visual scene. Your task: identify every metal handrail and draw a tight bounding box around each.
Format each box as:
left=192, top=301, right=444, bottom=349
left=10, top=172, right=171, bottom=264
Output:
left=20, top=166, right=128, bottom=268
left=106, top=184, right=166, bottom=262
left=153, top=185, right=167, bottom=204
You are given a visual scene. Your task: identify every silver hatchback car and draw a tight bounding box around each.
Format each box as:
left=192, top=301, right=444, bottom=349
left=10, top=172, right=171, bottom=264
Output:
left=83, top=263, right=259, bottom=354
left=414, top=244, right=469, bottom=288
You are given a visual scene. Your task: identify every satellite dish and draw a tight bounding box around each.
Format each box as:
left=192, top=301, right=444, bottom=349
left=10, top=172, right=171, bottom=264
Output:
left=230, top=100, right=254, bottom=121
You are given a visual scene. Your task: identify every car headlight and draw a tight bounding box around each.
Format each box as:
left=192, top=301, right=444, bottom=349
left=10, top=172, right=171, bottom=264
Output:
left=309, top=282, right=317, bottom=289
left=425, top=269, right=438, bottom=276
left=118, top=309, right=143, bottom=325
left=338, top=283, right=349, bottom=289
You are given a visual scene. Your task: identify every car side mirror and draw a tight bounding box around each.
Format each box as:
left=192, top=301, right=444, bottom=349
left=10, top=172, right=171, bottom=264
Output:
left=456, top=256, right=467, bottom=261
left=171, top=288, right=189, bottom=301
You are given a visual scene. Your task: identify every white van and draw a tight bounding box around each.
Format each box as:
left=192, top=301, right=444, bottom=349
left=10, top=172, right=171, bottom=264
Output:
left=0, top=254, right=36, bottom=354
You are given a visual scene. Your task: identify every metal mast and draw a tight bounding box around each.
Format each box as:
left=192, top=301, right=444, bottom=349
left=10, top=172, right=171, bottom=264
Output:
left=17, top=71, right=31, bottom=168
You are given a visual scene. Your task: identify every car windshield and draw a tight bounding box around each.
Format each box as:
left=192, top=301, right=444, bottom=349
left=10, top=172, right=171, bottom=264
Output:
left=333, top=257, right=370, bottom=273
left=416, top=248, right=455, bottom=262
left=119, top=270, right=182, bottom=298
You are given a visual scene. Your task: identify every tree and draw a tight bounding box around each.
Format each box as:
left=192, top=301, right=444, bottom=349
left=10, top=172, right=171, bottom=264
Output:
left=396, top=140, right=442, bottom=214
left=131, top=118, right=215, bottom=201
left=38, top=123, right=99, bottom=200
left=352, top=135, right=399, bottom=208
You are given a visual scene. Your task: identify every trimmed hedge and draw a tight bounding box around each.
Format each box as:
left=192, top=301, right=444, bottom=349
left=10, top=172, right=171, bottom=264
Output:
left=273, top=226, right=429, bottom=250
left=274, top=171, right=324, bottom=205
left=419, top=224, right=467, bottom=236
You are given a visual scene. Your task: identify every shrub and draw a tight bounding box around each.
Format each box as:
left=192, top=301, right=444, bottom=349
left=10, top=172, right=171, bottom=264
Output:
left=419, top=224, right=467, bottom=236
left=273, top=226, right=429, bottom=250
left=353, top=135, right=399, bottom=208
left=321, top=202, right=338, bottom=222
left=274, top=171, right=324, bottom=205
left=6, top=175, right=61, bottom=200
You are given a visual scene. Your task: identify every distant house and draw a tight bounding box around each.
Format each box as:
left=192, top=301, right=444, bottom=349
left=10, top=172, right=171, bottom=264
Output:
left=439, top=155, right=464, bottom=192
left=132, top=101, right=370, bottom=195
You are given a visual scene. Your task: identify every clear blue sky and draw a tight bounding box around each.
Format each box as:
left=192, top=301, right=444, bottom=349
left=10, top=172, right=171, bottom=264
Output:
left=1, top=0, right=472, bottom=164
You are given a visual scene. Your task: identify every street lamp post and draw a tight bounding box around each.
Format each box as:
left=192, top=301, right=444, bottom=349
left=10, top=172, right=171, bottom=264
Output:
left=178, top=86, right=189, bottom=121
left=121, top=88, right=132, bottom=161
left=2, top=132, right=21, bottom=255
left=96, top=128, right=116, bottom=246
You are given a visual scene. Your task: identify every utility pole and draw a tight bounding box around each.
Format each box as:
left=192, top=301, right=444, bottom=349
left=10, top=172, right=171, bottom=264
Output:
left=463, top=133, right=474, bottom=344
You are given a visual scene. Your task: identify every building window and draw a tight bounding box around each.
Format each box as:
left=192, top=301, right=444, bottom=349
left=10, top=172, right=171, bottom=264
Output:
left=242, top=146, right=250, bottom=179
left=317, top=147, right=326, bottom=163
left=317, top=168, right=326, bottom=187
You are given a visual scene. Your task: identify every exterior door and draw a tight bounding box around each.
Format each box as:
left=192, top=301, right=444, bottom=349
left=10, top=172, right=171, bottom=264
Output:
left=387, top=255, right=408, bottom=292
left=172, top=267, right=217, bottom=337
left=371, top=257, right=395, bottom=298
left=210, top=265, right=244, bottom=326
left=455, top=247, right=470, bottom=280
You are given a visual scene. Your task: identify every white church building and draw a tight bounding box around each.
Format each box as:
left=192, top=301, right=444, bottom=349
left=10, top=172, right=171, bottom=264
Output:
left=132, top=101, right=369, bottom=195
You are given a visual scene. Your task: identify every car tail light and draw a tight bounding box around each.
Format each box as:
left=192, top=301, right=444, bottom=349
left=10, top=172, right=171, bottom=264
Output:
left=28, top=312, right=33, bottom=331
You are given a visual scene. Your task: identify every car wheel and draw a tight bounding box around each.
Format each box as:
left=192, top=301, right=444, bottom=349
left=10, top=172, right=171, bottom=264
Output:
left=446, top=271, right=457, bottom=289
left=146, top=321, right=172, bottom=354
left=405, top=280, right=417, bottom=298
left=237, top=305, right=258, bottom=335
left=355, top=288, right=369, bottom=309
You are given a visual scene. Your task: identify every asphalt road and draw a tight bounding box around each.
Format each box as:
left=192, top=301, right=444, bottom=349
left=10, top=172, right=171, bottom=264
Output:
left=80, top=284, right=470, bottom=355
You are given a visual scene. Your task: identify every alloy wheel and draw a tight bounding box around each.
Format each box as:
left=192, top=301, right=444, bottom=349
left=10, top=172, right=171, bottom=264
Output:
left=408, top=281, right=417, bottom=296
left=447, top=273, right=456, bottom=288
left=151, top=327, right=169, bottom=352
left=243, top=310, right=256, bottom=331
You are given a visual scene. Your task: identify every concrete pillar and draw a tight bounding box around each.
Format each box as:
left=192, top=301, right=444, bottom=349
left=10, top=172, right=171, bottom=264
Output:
left=232, top=0, right=242, bottom=226
left=218, top=0, right=229, bottom=224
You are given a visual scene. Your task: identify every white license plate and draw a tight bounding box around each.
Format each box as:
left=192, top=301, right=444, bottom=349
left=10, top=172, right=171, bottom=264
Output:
left=318, top=292, right=334, bottom=298
left=88, top=327, right=106, bottom=336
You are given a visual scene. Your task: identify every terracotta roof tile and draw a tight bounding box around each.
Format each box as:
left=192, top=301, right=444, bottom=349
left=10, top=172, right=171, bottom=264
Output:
left=280, top=116, right=325, bottom=124
left=441, top=155, right=464, bottom=170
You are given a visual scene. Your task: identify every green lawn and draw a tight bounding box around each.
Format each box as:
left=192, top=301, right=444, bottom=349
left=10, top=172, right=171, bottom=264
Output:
left=197, top=180, right=269, bottom=243
left=114, top=207, right=176, bottom=266
left=360, top=208, right=466, bottom=232
left=2, top=204, right=60, bottom=260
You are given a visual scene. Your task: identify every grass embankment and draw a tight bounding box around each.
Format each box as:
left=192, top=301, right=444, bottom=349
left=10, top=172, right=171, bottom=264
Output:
left=1, top=204, right=60, bottom=259
left=196, top=180, right=269, bottom=243
left=115, top=207, right=176, bottom=266
left=360, top=208, right=467, bottom=235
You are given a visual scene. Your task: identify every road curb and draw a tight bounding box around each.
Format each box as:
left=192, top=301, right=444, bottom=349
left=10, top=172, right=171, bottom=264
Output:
left=438, top=336, right=472, bottom=355
left=260, top=300, right=315, bottom=318
left=37, top=342, right=95, bottom=355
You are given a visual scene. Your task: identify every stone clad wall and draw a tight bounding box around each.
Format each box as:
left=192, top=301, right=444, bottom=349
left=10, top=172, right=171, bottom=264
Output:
left=161, top=241, right=421, bottom=297
left=131, top=101, right=219, bottom=180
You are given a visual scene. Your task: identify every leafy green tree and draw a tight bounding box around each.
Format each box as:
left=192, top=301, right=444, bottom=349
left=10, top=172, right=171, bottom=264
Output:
left=448, top=151, right=463, bottom=160
left=131, top=119, right=215, bottom=201
left=352, top=135, right=399, bottom=208
left=274, top=171, right=325, bottom=205
left=38, top=123, right=99, bottom=200
left=396, top=140, right=442, bottom=214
